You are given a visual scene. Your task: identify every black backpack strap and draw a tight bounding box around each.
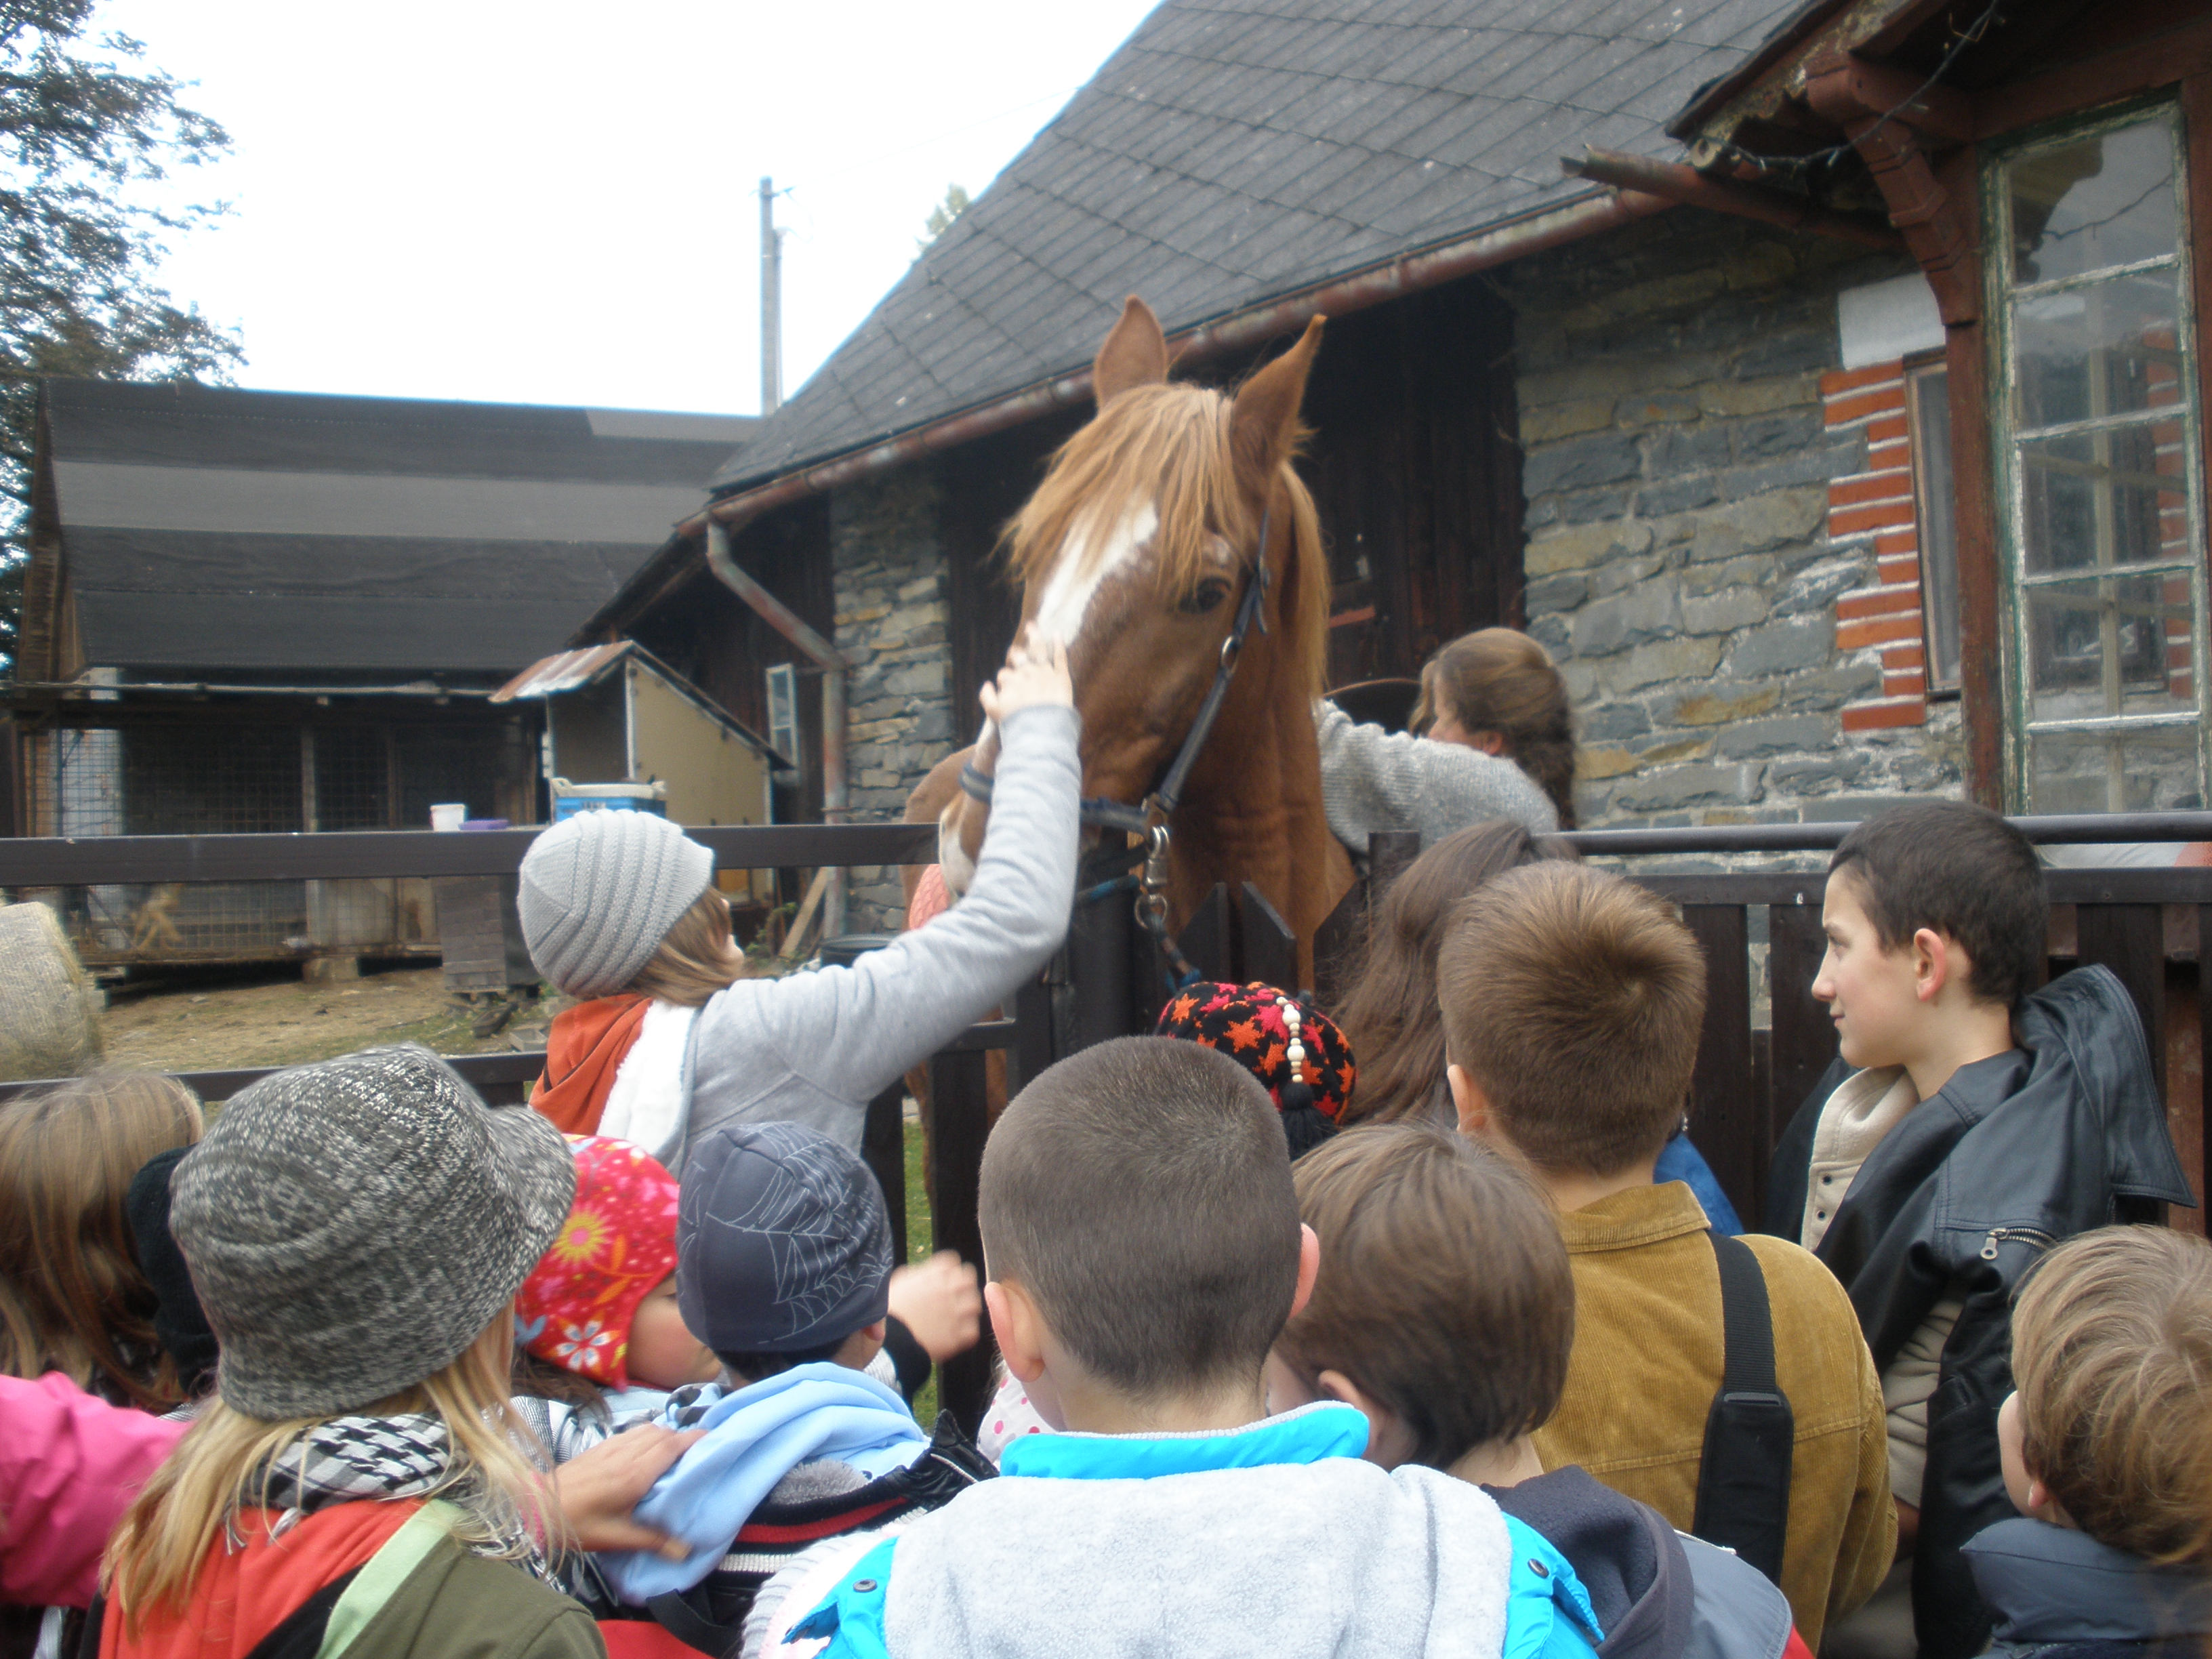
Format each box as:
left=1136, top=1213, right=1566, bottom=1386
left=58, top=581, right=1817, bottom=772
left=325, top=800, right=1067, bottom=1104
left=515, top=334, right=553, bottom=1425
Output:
left=647, top=1590, right=747, bottom=1658
left=1692, top=1229, right=1794, bottom=1589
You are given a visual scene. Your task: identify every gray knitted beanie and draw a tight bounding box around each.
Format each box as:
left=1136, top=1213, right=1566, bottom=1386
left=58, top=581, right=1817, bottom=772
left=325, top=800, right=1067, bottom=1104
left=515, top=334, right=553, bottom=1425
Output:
left=170, top=1045, right=575, bottom=1420
left=518, top=809, right=715, bottom=998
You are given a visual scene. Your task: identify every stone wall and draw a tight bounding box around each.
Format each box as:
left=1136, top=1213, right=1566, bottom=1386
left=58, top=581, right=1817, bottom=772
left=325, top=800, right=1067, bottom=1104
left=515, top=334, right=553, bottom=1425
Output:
left=1500, top=213, right=1967, bottom=830
left=830, top=465, right=958, bottom=930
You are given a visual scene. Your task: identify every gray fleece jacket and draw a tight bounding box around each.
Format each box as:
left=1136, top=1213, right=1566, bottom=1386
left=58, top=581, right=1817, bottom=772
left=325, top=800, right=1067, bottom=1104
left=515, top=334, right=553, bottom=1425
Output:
left=677, top=702, right=1080, bottom=1159
left=1313, top=699, right=1558, bottom=853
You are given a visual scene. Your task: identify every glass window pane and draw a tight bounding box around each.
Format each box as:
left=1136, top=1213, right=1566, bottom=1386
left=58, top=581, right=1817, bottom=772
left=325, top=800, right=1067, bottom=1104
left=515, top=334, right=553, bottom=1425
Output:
left=2018, top=417, right=2190, bottom=573
left=2024, top=571, right=2198, bottom=723
left=1908, top=365, right=1961, bottom=690
left=2013, top=271, right=2184, bottom=428
left=2028, top=723, right=2203, bottom=814
left=2007, top=119, right=2177, bottom=285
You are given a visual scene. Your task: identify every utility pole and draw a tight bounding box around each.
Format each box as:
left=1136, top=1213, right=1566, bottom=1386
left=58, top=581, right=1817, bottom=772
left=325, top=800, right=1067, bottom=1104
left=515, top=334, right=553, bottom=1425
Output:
left=759, top=177, right=782, bottom=415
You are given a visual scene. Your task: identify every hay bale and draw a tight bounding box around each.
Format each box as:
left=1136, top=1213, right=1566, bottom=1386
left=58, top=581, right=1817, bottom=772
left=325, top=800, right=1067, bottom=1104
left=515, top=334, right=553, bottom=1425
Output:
left=0, top=902, right=103, bottom=1081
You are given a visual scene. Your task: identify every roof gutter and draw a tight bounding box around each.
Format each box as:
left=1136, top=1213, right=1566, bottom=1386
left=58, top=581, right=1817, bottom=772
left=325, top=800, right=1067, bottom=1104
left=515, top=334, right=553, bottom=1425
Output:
left=672, top=186, right=1673, bottom=547
left=1563, top=148, right=1904, bottom=249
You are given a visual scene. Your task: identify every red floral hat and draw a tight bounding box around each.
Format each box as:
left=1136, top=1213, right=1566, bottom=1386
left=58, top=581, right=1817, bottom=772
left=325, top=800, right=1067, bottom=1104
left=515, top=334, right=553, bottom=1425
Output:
left=1154, top=982, right=1355, bottom=1154
left=514, top=1134, right=680, bottom=1387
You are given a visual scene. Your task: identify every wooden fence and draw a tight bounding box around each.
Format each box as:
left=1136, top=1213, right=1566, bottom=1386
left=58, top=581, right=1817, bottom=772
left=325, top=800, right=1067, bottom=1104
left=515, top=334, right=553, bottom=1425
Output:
left=4, top=813, right=2208, bottom=1427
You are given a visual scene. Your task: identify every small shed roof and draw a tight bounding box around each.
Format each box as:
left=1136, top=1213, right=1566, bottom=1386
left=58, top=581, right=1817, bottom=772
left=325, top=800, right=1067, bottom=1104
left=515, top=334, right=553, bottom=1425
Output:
left=32, top=380, right=755, bottom=680
left=708, top=0, right=1799, bottom=497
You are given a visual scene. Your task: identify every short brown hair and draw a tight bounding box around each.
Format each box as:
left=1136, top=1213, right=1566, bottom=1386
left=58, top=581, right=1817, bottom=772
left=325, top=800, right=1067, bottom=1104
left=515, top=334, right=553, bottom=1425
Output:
left=0, top=1071, right=204, bottom=1409
left=1438, top=862, right=1706, bottom=1176
left=981, top=1036, right=1300, bottom=1400
left=2012, top=1225, right=2212, bottom=1563
left=1830, top=801, right=2044, bottom=1007
left=1276, top=1125, right=1572, bottom=1467
left=626, top=889, right=747, bottom=1006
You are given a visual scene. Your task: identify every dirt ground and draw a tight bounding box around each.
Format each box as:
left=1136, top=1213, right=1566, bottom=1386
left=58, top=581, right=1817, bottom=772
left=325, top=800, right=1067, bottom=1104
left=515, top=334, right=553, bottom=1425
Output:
left=99, top=965, right=554, bottom=1076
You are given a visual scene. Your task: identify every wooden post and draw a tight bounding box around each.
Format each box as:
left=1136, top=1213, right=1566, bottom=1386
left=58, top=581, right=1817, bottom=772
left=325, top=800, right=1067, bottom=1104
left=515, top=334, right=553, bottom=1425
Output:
left=928, top=1047, right=992, bottom=1433
left=2076, top=905, right=2168, bottom=1097
left=862, top=1082, right=908, bottom=1265
left=1681, top=905, right=1757, bottom=1227
left=1368, top=830, right=1421, bottom=905
left=1765, top=884, right=1839, bottom=1201
left=1311, top=878, right=1368, bottom=1006
left=1174, top=884, right=1232, bottom=986
left=1240, top=882, right=1298, bottom=991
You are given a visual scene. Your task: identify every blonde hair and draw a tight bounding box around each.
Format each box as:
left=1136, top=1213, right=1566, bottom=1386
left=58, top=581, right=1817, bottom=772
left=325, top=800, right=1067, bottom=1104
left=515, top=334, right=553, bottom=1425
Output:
left=625, top=888, right=748, bottom=1006
left=0, top=1071, right=203, bottom=1408
left=104, top=1317, right=548, bottom=1624
left=1412, top=629, right=1578, bottom=829
left=1001, top=382, right=1331, bottom=703
left=2012, top=1225, right=2212, bottom=1563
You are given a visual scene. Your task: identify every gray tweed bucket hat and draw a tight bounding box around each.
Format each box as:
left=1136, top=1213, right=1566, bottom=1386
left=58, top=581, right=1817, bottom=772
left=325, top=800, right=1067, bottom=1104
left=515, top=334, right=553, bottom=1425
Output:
left=518, top=809, right=714, bottom=998
left=171, top=1044, right=575, bottom=1420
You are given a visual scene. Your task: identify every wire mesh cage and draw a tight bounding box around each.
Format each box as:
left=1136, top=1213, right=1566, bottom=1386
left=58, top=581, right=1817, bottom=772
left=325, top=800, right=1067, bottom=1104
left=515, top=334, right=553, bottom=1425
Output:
left=13, top=716, right=525, bottom=967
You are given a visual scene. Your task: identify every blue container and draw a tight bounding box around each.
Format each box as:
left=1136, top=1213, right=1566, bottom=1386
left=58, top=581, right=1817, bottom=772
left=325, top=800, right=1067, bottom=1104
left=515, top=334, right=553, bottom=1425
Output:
left=550, top=781, right=668, bottom=822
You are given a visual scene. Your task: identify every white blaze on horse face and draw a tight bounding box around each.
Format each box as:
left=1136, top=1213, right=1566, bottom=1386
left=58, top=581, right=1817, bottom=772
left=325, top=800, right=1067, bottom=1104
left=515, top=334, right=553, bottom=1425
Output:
left=1032, top=500, right=1157, bottom=650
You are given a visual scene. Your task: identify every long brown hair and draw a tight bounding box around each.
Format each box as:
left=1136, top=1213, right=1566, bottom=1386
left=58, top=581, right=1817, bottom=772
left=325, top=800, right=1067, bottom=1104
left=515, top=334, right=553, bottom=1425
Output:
left=1412, top=628, right=1579, bottom=829
left=0, top=1071, right=203, bottom=1409
left=1332, top=823, right=1578, bottom=1128
left=104, top=1316, right=546, bottom=1624
left=625, top=888, right=748, bottom=1006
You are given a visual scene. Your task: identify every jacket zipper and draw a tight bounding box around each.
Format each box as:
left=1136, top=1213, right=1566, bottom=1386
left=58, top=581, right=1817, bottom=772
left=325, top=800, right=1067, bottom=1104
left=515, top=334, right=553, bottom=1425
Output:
left=1979, top=1226, right=2057, bottom=1261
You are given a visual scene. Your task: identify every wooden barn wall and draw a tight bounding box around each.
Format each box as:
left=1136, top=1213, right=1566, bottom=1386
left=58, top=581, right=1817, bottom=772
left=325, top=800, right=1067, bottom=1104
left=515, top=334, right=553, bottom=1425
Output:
left=627, top=496, right=832, bottom=823
left=1294, top=277, right=1525, bottom=688
left=940, top=414, right=1083, bottom=722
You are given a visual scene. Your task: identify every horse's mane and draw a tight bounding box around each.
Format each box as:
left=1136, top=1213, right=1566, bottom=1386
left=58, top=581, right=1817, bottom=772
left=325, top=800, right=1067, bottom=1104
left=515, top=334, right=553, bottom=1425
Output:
left=1001, top=382, right=1330, bottom=701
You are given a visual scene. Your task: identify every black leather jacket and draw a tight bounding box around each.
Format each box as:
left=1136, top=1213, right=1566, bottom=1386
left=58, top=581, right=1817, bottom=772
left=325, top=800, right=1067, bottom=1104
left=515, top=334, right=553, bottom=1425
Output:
left=1763, top=966, right=2194, bottom=1659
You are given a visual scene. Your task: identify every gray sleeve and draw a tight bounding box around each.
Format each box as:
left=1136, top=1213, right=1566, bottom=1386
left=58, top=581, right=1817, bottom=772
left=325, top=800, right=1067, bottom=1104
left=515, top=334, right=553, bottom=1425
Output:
left=688, top=703, right=1080, bottom=1139
left=1312, top=699, right=1558, bottom=851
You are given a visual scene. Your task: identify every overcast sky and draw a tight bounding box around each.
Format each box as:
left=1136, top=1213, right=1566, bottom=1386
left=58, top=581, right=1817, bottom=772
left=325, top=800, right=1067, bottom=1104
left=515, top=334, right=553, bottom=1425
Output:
left=99, top=0, right=1159, bottom=416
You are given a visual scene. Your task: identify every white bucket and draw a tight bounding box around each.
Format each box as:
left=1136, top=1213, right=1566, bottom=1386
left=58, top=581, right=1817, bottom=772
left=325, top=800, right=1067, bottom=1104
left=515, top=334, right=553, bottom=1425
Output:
left=429, top=802, right=468, bottom=832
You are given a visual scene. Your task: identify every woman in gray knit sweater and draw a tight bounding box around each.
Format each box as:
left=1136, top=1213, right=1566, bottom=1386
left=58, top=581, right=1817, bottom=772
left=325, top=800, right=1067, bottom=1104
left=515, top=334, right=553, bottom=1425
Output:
left=1315, top=627, right=1576, bottom=853
left=515, top=640, right=1079, bottom=1174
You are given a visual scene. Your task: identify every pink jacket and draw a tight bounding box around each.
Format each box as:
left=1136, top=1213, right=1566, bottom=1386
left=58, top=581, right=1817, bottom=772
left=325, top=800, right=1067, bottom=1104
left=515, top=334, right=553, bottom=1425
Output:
left=2, top=1372, right=187, bottom=1608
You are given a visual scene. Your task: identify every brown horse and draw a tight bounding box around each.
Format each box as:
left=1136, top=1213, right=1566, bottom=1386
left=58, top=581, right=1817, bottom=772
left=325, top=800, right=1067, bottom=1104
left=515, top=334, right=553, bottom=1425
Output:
left=905, top=296, right=1353, bottom=986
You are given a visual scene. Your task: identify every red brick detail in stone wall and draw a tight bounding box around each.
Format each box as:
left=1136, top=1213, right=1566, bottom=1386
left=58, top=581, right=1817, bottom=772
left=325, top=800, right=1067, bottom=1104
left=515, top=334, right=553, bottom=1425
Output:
left=1822, top=357, right=1928, bottom=732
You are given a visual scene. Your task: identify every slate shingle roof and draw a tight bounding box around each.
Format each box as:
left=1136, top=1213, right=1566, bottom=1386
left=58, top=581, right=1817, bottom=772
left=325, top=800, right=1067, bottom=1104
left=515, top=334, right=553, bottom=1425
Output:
left=714, top=0, right=1798, bottom=494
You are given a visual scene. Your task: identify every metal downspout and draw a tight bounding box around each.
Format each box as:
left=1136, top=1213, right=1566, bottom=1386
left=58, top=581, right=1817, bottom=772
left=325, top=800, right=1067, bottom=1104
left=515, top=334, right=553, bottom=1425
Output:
left=704, top=520, right=850, bottom=937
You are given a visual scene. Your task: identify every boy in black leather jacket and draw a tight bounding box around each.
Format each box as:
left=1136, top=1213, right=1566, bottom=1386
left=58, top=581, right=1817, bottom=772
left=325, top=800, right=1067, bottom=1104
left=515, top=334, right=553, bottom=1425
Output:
left=1764, top=801, right=2194, bottom=1659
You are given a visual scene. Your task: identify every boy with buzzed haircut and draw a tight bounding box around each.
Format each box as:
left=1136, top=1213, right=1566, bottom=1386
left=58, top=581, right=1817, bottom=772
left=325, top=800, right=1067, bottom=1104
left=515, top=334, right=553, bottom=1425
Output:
left=764, top=1036, right=1606, bottom=1659
left=1440, top=862, right=1893, bottom=1651
left=1766, top=801, right=2194, bottom=1659
left=1269, top=1123, right=1809, bottom=1659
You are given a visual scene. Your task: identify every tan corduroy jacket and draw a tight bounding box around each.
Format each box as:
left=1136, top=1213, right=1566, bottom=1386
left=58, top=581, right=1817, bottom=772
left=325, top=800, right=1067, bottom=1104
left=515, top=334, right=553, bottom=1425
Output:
left=1530, top=1181, right=1895, bottom=1649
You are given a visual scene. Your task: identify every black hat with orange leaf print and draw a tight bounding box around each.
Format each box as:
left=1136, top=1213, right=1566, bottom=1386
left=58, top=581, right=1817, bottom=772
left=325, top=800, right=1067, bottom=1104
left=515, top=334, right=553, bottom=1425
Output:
left=1153, top=982, right=1354, bottom=1157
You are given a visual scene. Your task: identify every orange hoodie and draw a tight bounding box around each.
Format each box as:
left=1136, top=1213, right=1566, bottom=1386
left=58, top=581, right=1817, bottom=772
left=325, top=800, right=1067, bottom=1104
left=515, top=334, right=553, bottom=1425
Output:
left=529, top=996, right=651, bottom=1136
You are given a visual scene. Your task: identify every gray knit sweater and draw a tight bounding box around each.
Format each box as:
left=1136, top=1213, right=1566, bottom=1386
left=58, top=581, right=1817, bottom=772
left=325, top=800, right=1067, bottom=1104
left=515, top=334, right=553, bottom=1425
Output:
left=680, top=703, right=1080, bottom=1159
left=1313, top=700, right=1558, bottom=852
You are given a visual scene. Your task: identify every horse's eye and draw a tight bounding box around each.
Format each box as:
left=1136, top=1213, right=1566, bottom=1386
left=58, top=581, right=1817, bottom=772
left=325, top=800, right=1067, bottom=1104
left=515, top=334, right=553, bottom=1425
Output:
left=1181, top=579, right=1231, bottom=615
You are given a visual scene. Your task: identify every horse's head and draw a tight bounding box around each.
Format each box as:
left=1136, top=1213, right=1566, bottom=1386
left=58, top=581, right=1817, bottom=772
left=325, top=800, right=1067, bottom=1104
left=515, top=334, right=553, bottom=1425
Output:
left=941, top=298, right=1330, bottom=898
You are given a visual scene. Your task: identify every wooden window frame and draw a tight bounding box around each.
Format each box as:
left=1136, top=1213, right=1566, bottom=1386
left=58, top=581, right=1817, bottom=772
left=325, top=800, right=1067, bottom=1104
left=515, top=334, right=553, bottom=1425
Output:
left=1983, top=98, right=2212, bottom=813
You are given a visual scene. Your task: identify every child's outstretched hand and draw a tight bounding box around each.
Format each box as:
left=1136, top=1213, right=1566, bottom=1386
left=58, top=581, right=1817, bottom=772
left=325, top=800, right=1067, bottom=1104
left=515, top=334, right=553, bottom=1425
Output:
left=887, top=1250, right=984, bottom=1361
left=979, top=632, right=1071, bottom=723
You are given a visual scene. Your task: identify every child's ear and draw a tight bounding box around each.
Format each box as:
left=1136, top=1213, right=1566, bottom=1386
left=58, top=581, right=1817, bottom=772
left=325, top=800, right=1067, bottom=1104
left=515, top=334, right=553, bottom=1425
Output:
left=1316, top=1369, right=1410, bottom=1470
left=984, top=1279, right=1048, bottom=1385
left=1290, top=1223, right=1321, bottom=1319
left=1449, top=1065, right=1492, bottom=1140
left=1912, top=927, right=1952, bottom=1004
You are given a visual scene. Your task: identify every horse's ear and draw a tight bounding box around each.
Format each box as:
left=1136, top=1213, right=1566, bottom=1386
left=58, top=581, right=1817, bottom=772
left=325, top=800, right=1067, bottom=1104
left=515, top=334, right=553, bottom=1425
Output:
left=1229, top=316, right=1324, bottom=506
left=1092, top=297, right=1170, bottom=406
